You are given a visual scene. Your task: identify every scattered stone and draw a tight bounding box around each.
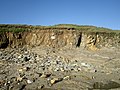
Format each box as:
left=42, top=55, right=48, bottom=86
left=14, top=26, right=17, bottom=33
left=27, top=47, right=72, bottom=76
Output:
left=18, top=69, right=23, bottom=72
left=12, top=83, right=26, bottom=90
left=1, top=47, right=120, bottom=89
left=26, top=80, right=32, bottom=84
left=63, top=76, right=70, bottom=80
left=40, top=73, right=51, bottom=78
left=92, top=76, right=95, bottom=79
left=94, top=69, right=97, bottom=72
left=18, top=55, right=22, bottom=59
left=40, top=74, right=47, bottom=78
left=19, top=84, right=26, bottom=90
left=51, top=36, right=56, bottom=40
left=23, top=57, right=30, bottom=62
left=77, top=67, right=81, bottom=71
left=37, top=84, right=44, bottom=89
left=54, top=68, right=59, bottom=71
left=17, top=77, right=23, bottom=82
left=36, top=72, right=42, bottom=77
left=0, top=80, right=5, bottom=86
left=7, top=81, right=10, bottom=84
left=60, top=68, right=64, bottom=72
left=23, top=67, right=31, bottom=71
left=40, top=63, right=44, bottom=67
left=47, top=78, right=51, bottom=81
left=81, top=62, right=90, bottom=67
left=50, top=78, right=63, bottom=85
left=24, top=51, right=29, bottom=55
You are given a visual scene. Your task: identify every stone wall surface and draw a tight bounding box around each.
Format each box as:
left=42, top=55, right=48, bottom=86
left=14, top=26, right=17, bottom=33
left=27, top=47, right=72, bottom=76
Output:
left=0, top=29, right=120, bottom=50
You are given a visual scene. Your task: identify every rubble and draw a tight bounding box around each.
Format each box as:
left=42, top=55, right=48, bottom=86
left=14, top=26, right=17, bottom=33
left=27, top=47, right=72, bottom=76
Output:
left=0, top=47, right=120, bottom=90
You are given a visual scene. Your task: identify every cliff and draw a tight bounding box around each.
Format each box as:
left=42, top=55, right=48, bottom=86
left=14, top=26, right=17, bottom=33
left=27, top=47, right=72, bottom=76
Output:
left=0, top=24, right=120, bottom=50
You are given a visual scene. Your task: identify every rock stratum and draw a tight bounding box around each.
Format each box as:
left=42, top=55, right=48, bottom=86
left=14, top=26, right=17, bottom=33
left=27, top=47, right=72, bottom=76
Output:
left=0, top=24, right=120, bottom=50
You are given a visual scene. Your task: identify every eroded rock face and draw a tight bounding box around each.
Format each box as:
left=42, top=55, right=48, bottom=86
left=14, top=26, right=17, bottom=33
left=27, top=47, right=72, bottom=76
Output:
left=0, top=33, right=9, bottom=48
left=0, top=29, right=120, bottom=50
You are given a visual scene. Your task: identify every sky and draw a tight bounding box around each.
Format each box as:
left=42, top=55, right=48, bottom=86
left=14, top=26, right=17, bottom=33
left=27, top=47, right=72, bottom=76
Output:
left=0, top=0, right=120, bottom=30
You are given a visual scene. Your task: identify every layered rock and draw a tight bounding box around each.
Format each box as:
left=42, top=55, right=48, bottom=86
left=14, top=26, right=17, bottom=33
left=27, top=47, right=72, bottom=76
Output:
left=0, top=27, right=120, bottom=50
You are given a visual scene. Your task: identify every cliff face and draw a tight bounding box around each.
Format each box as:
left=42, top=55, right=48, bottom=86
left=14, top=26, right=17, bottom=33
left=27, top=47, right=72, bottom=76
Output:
left=0, top=29, right=120, bottom=50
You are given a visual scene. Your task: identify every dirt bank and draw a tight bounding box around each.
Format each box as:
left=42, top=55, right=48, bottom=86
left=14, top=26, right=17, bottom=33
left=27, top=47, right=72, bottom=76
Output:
left=0, top=28, right=120, bottom=50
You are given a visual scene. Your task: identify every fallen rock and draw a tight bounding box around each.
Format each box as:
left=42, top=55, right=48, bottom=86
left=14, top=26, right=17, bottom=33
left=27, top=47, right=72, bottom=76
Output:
left=37, top=84, right=44, bottom=89
left=18, top=55, right=22, bottom=59
left=81, top=62, right=90, bottom=67
left=26, top=79, right=32, bottom=84
left=50, top=78, right=63, bottom=85
left=77, top=67, right=81, bottom=71
left=11, top=83, right=26, bottom=90
left=23, top=56, right=30, bottom=62
left=17, top=77, right=23, bottom=82
left=0, top=80, right=5, bottom=86
left=54, top=68, right=59, bottom=71
left=23, top=67, right=31, bottom=71
left=40, top=73, right=51, bottom=78
left=63, top=76, right=70, bottom=80
left=60, top=68, right=64, bottom=72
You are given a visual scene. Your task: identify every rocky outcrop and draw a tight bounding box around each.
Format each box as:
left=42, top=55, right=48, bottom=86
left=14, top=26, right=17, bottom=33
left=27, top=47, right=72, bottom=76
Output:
left=0, top=29, right=120, bottom=50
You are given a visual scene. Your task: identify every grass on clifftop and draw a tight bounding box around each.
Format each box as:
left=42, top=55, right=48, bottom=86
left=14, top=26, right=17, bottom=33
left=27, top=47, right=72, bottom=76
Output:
left=0, top=24, right=120, bottom=33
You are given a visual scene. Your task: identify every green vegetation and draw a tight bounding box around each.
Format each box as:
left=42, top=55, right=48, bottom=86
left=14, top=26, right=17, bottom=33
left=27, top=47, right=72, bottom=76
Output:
left=0, top=24, right=120, bottom=33
left=0, top=24, right=30, bottom=33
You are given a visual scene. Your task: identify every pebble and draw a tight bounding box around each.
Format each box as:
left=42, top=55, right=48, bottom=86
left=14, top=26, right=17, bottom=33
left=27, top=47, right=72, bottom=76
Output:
left=27, top=80, right=32, bottom=84
left=60, top=68, right=64, bottom=72
left=18, top=69, right=23, bottom=72
left=40, top=63, right=44, bottom=67
left=40, top=73, right=51, bottom=78
left=0, top=48, right=97, bottom=88
left=24, top=51, right=29, bottom=54
left=17, top=77, right=23, bottom=82
left=77, top=67, right=81, bottom=71
left=51, top=36, right=56, bottom=39
left=1, top=48, right=90, bottom=72
left=23, top=67, right=31, bottom=71
left=1, top=46, right=119, bottom=90
left=81, top=62, right=91, bottom=68
left=63, top=76, right=70, bottom=80
left=50, top=78, right=63, bottom=85
left=54, top=68, right=59, bottom=71
left=18, top=55, right=22, bottom=59
left=37, top=84, right=44, bottom=89
left=23, top=57, right=30, bottom=62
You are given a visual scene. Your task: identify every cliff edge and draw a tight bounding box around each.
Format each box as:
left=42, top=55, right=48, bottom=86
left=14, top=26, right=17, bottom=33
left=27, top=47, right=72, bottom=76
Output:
left=0, top=24, right=120, bottom=50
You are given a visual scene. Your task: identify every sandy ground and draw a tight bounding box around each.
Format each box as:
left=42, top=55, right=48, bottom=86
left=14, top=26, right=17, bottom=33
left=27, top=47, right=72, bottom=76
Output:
left=0, top=46, right=120, bottom=90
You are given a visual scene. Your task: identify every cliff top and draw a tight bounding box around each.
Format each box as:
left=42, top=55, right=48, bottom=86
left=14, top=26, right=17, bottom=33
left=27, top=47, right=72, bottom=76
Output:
left=0, top=24, right=120, bottom=33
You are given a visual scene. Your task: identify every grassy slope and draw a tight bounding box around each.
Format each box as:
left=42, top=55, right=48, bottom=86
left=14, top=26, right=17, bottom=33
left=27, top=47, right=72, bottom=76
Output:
left=0, top=24, right=120, bottom=33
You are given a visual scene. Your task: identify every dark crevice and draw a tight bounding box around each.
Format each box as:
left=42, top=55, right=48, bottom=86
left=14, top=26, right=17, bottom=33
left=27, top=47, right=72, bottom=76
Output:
left=93, top=33, right=98, bottom=45
left=76, top=34, right=82, bottom=47
left=0, top=42, right=9, bottom=48
left=0, top=34, right=9, bottom=49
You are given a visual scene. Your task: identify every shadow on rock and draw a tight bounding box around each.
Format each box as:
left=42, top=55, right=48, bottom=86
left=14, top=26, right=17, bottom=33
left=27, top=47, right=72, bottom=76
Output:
left=91, top=81, right=120, bottom=89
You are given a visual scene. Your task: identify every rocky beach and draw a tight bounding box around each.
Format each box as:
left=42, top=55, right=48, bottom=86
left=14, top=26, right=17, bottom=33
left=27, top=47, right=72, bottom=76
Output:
left=0, top=24, right=120, bottom=90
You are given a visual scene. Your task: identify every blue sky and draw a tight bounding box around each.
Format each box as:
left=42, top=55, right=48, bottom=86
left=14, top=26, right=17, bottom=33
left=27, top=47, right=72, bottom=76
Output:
left=0, top=0, right=120, bottom=30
